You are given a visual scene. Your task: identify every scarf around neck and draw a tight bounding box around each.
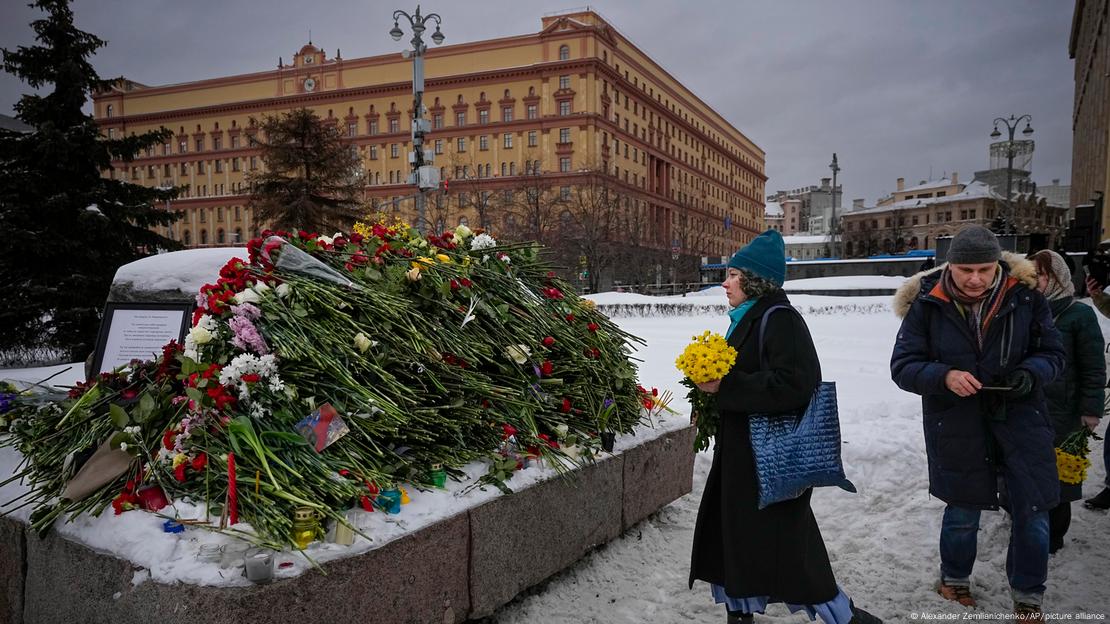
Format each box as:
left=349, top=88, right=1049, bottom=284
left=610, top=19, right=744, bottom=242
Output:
left=941, top=263, right=1008, bottom=349
left=725, top=298, right=759, bottom=340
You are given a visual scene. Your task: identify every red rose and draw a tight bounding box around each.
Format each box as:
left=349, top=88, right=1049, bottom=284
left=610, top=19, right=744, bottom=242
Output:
left=460, top=278, right=473, bottom=288
left=360, top=495, right=374, bottom=512
left=587, top=322, right=599, bottom=332
left=561, top=398, right=572, bottom=413
left=565, top=314, right=576, bottom=323
left=541, top=360, right=554, bottom=376
left=450, top=279, right=460, bottom=291
left=174, top=463, right=187, bottom=482
left=240, top=373, right=261, bottom=383
left=191, top=453, right=208, bottom=471
left=502, top=423, right=517, bottom=439
left=542, top=336, right=555, bottom=347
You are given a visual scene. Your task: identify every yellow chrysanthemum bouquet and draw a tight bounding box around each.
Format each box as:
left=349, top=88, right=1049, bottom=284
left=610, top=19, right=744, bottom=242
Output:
left=1055, top=428, right=1101, bottom=485
left=675, top=330, right=738, bottom=451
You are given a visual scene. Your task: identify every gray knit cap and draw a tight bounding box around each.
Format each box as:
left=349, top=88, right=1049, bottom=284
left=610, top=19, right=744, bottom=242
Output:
left=947, top=225, right=1001, bottom=264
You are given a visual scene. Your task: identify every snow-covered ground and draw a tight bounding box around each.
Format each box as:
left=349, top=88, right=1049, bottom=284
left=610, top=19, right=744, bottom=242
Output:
left=3, top=292, right=1109, bottom=620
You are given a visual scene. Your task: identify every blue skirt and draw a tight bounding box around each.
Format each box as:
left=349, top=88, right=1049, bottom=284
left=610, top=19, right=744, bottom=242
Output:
left=710, top=584, right=853, bottom=624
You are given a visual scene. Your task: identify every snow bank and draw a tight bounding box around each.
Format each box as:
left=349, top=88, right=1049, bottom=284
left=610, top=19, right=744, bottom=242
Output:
left=112, top=248, right=245, bottom=296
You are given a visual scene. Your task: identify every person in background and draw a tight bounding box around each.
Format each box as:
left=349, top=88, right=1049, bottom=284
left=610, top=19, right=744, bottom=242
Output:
left=890, top=225, right=1065, bottom=621
left=1085, top=276, right=1110, bottom=318
left=1028, top=250, right=1104, bottom=547
left=690, top=229, right=881, bottom=624
left=1082, top=240, right=1110, bottom=511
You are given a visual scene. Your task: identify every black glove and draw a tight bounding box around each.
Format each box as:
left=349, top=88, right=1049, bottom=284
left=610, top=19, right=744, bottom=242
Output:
left=1004, top=369, right=1035, bottom=399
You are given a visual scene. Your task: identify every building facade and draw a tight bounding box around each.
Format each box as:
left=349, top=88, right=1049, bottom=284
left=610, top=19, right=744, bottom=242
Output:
left=1038, top=178, right=1071, bottom=210
left=764, top=201, right=784, bottom=232
left=841, top=178, right=1066, bottom=257
left=766, top=178, right=841, bottom=235
left=1069, top=0, right=1110, bottom=238
left=92, top=10, right=766, bottom=258
left=783, top=234, right=832, bottom=261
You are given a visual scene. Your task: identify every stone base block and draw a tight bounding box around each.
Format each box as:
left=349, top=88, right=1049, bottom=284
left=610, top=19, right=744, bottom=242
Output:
left=621, top=426, right=695, bottom=530
left=6, top=425, right=695, bottom=623
left=0, top=516, right=24, bottom=624
left=22, top=512, right=470, bottom=624
left=467, top=455, right=624, bottom=619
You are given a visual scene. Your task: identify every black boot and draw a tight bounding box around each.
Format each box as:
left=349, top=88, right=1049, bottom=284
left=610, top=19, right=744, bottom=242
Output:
left=1084, top=487, right=1110, bottom=511
left=726, top=611, right=753, bottom=624
left=849, top=602, right=883, bottom=624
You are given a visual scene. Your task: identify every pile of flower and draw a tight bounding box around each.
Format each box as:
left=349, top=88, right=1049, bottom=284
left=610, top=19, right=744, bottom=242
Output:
left=675, top=331, right=738, bottom=452
left=1055, top=428, right=1100, bottom=485
left=1, top=219, right=661, bottom=549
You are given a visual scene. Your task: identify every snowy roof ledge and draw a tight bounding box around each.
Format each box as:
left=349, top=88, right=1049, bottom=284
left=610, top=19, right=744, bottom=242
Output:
left=111, top=248, right=245, bottom=302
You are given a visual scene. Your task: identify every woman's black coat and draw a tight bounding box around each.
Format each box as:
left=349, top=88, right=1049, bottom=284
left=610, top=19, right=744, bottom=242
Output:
left=689, top=290, right=839, bottom=604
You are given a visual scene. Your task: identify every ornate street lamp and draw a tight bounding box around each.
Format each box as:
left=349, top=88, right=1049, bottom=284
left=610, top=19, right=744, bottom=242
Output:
left=991, top=114, right=1033, bottom=234
left=390, top=6, right=446, bottom=234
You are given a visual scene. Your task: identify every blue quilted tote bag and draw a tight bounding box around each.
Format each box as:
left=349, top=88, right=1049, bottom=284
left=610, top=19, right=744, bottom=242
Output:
left=748, top=305, right=856, bottom=509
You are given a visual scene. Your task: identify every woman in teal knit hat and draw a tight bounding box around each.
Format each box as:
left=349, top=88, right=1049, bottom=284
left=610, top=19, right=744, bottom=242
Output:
left=689, top=230, right=880, bottom=624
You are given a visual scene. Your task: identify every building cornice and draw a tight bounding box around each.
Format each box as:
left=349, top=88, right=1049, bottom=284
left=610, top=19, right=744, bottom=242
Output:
left=97, top=59, right=600, bottom=129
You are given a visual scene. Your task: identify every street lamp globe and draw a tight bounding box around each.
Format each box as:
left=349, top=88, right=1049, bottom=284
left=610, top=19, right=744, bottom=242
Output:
left=390, top=22, right=403, bottom=41
left=431, top=27, right=445, bottom=45
left=1022, top=123, right=1034, bottom=136
left=990, top=126, right=1002, bottom=139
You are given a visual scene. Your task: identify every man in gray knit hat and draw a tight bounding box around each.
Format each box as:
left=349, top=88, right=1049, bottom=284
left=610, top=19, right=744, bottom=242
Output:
left=891, top=224, right=1065, bottom=620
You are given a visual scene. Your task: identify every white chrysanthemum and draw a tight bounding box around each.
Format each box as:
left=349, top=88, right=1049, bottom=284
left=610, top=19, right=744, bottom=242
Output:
left=470, top=233, right=497, bottom=250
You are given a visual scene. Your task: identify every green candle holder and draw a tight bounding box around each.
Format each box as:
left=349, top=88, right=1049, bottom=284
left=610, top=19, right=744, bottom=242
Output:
left=430, top=463, right=447, bottom=488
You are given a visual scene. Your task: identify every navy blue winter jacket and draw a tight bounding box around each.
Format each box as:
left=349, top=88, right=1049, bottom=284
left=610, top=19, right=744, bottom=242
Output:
left=890, top=256, right=1066, bottom=518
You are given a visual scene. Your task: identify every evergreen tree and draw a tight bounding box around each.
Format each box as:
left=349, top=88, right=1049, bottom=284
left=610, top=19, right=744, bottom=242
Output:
left=247, top=108, right=364, bottom=234
left=0, top=0, right=180, bottom=363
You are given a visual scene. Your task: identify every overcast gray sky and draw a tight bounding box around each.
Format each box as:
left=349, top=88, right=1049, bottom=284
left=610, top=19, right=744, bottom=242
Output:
left=0, top=0, right=1076, bottom=207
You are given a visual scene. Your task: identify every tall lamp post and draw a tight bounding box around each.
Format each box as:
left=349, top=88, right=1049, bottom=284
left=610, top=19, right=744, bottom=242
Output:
left=990, top=114, right=1033, bottom=234
left=160, top=180, right=176, bottom=244
left=828, top=152, right=840, bottom=257
left=390, top=6, right=445, bottom=234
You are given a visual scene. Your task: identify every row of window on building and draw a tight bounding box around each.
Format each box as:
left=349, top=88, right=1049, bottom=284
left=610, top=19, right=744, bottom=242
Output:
left=180, top=226, right=246, bottom=247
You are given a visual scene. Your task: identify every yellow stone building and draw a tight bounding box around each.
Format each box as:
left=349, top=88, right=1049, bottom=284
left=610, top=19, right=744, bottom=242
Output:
left=93, top=9, right=765, bottom=258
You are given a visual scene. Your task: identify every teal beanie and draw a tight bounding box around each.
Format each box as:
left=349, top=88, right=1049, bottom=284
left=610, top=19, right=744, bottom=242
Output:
left=728, top=229, right=786, bottom=286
